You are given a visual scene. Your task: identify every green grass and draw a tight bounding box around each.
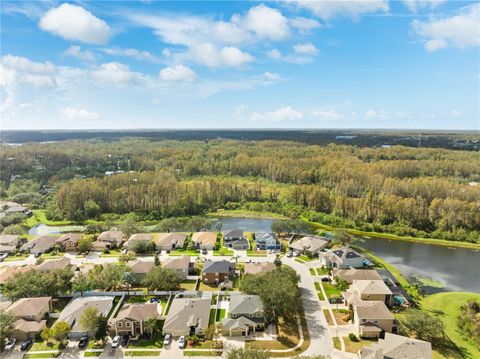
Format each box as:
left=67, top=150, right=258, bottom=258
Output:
left=26, top=210, right=73, bottom=227
left=164, top=295, right=173, bottom=315
left=209, top=309, right=216, bottom=326
left=84, top=352, right=102, bottom=357
left=309, top=268, right=315, bottom=275
left=332, top=337, right=341, bottom=350
left=304, top=217, right=480, bottom=250
left=30, top=341, right=61, bottom=351
left=129, top=332, right=164, bottom=349
left=297, top=254, right=316, bottom=262
left=180, top=279, right=198, bottom=291
left=3, top=254, right=29, bottom=261
left=208, top=209, right=289, bottom=220
left=321, top=282, right=341, bottom=298
left=216, top=308, right=226, bottom=321
left=421, top=292, right=480, bottom=359
left=170, top=249, right=199, bottom=256
left=184, top=351, right=222, bottom=357
left=294, top=258, right=305, bottom=263
left=24, top=354, right=60, bottom=359
left=316, top=267, right=330, bottom=275
left=213, top=247, right=233, bottom=256
left=99, top=249, right=122, bottom=257
left=124, top=350, right=161, bottom=356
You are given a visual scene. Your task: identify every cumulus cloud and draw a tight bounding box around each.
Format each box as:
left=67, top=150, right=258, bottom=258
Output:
left=411, top=4, right=480, bottom=51
left=267, top=49, right=282, bottom=60
left=293, top=43, right=319, bottom=55
left=402, top=0, right=446, bottom=13
left=290, top=17, right=321, bottom=32
left=190, top=43, right=254, bottom=68
left=312, top=109, right=344, bottom=120
left=39, top=3, right=110, bottom=44
left=243, top=4, right=290, bottom=40
left=62, top=107, right=99, bottom=122
left=1, top=55, right=57, bottom=88
left=160, top=64, right=196, bottom=81
left=64, top=46, right=96, bottom=62
left=101, top=47, right=159, bottom=62
left=90, top=62, right=136, bottom=84
left=251, top=105, right=303, bottom=122
left=291, top=0, right=389, bottom=20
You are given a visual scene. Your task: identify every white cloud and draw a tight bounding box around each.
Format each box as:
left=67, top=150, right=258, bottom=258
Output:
left=291, top=0, right=389, bottom=20
left=402, top=0, right=446, bottom=13
left=293, top=43, right=319, bottom=55
left=411, top=4, right=480, bottom=51
left=244, top=4, right=290, bottom=40
left=267, top=49, right=282, bottom=59
left=1, top=55, right=57, bottom=88
left=312, top=109, right=344, bottom=120
left=39, top=3, right=110, bottom=45
left=90, top=62, right=136, bottom=84
left=160, top=64, right=196, bottom=81
left=365, top=109, right=390, bottom=119
left=101, top=47, right=159, bottom=62
left=262, top=72, right=281, bottom=81
left=251, top=106, right=303, bottom=122
left=290, top=17, right=321, bottom=31
left=64, top=45, right=96, bottom=62
left=62, top=107, right=99, bottom=122
left=2, top=55, right=55, bottom=74
left=190, top=43, right=254, bottom=68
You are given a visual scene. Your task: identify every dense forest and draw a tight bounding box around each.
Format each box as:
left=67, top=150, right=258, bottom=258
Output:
left=1, top=138, right=479, bottom=243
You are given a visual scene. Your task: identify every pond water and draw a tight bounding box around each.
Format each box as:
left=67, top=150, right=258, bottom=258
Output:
left=217, top=217, right=275, bottom=232
left=29, top=223, right=85, bottom=236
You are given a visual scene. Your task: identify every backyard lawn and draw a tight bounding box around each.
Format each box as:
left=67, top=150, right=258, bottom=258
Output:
left=215, top=308, right=226, bottom=321
left=180, top=279, right=198, bottom=291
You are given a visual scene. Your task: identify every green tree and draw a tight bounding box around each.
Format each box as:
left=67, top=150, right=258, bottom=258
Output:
left=143, top=317, right=157, bottom=339
left=334, top=277, right=349, bottom=292
left=119, top=251, right=137, bottom=264
left=142, top=266, right=181, bottom=291
left=120, top=218, right=144, bottom=239
left=333, top=229, right=355, bottom=246
left=72, top=273, right=92, bottom=296
left=399, top=310, right=446, bottom=344
left=77, top=237, right=93, bottom=253
left=154, top=252, right=160, bottom=266
left=0, top=309, right=15, bottom=348
left=123, top=271, right=136, bottom=296
left=84, top=199, right=101, bottom=219
left=274, top=254, right=282, bottom=269
left=227, top=348, right=268, bottom=359
left=80, top=307, right=100, bottom=334
left=49, top=321, right=71, bottom=343
left=95, top=315, right=109, bottom=342
left=131, top=240, right=156, bottom=254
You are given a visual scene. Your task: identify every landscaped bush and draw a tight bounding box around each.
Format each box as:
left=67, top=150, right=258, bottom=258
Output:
left=348, top=333, right=359, bottom=342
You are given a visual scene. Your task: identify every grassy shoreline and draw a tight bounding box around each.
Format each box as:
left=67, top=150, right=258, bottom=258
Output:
left=304, top=217, right=480, bottom=250
left=208, top=209, right=289, bottom=220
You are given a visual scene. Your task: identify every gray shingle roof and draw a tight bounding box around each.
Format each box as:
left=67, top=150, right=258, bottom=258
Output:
left=202, top=260, right=233, bottom=274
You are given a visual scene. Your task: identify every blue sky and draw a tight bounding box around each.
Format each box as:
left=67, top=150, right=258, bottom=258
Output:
left=0, top=0, right=479, bottom=130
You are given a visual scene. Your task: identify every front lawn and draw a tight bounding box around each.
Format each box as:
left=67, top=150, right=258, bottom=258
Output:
left=213, top=247, right=234, bottom=256
left=216, top=308, right=226, bottom=321
left=332, top=309, right=350, bottom=325
left=129, top=332, right=164, bottom=349
left=209, top=309, right=216, bottom=326
left=30, top=340, right=61, bottom=351
left=184, top=351, right=222, bottom=357
left=323, top=309, right=334, bottom=326
left=170, top=249, right=199, bottom=256
left=4, top=254, right=29, bottom=261
left=309, top=268, right=315, bottom=275
left=343, top=336, right=377, bottom=353
left=297, top=255, right=316, bottom=262
left=332, top=337, right=341, bottom=350
left=100, top=249, right=122, bottom=257
left=124, top=350, right=160, bottom=356
left=316, top=267, right=330, bottom=275
left=84, top=352, right=102, bottom=357
left=24, top=354, right=61, bottom=359
left=321, top=282, right=341, bottom=298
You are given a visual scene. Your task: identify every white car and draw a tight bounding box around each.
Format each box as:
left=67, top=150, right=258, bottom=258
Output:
left=178, top=336, right=186, bottom=349
left=5, top=338, right=16, bottom=350
left=0, top=253, right=8, bottom=262
left=163, top=334, right=172, bottom=346
left=111, top=335, right=121, bottom=348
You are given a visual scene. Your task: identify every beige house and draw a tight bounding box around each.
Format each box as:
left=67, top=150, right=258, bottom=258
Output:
left=163, top=297, right=211, bottom=336
left=332, top=269, right=382, bottom=284
left=0, top=265, right=34, bottom=284
left=128, top=259, right=155, bottom=283
left=92, top=231, right=124, bottom=251
left=7, top=297, right=52, bottom=321
left=191, top=232, right=217, bottom=250
left=20, top=235, right=60, bottom=255
left=344, top=280, right=393, bottom=307
left=244, top=262, right=276, bottom=276
left=359, top=332, right=432, bottom=359
left=124, top=233, right=153, bottom=250
left=155, top=233, right=186, bottom=251
left=56, top=233, right=83, bottom=252
left=353, top=301, right=394, bottom=338
left=110, top=303, right=160, bottom=338
left=163, top=255, right=190, bottom=280
left=0, top=234, right=21, bottom=253
left=289, top=236, right=329, bottom=256
left=11, top=319, right=47, bottom=341
left=36, top=256, right=73, bottom=272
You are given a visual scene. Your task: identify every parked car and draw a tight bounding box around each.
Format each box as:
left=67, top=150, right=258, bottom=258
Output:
left=293, top=251, right=300, bottom=257
left=111, top=335, right=121, bottom=348
left=5, top=338, right=16, bottom=351
left=78, top=336, right=89, bottom=349
left=286, top=251, right=293, bottom=258
left=0, top=253, right=8, bottom=262
left=20, top=339, right=33, bottom=351
left=121, top=334, right=130, bottom=348
left=321, top=277, right=331, bottom=282
left=163, top=334, right=172, bottom=346
left=149, top=298, right=160, bottom=303
left=178, top=336, right=186, bottom=349
left=202, top=249, right=207, bottom=255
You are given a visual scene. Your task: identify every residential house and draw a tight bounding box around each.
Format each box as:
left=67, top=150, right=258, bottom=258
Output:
left=4, top=205, right=32, bottom=217
left=244, top=262, right=276, bottom=276
left=110, top=303, right=160, bottom=337
left=7, top=297, right=52, bottom=321
left=36, top=256, right=73, bottom=272
left=56, top=233, right=83, bottom=252
left=359, top=332, right=432, bottom=359
left=201, top=260, right=235, bottom=285
left=163, top=255, right=191, bottom=280
left=353, top=301, right=394, bottom=338
left=321, top=247, right=364, bottom=269
left=191, top=232, right=217, bottom=250
left=58, top=296, right=114, bottom=338
left=155, top=233, right=186, bottom=251
left=290, top=236, right=329, bottom=257
left=254, top=232, right=281, bottom=251
left=163, top=297, right=211, bottom=336
left=332, top=269, right=382, bottom=284
left=128, top=259, right=155, bottom=283
left=344, top=280, right=393, bottom=307
left=124, top=233, right=153, bottom=250
left=0, top=265, right=34, bottom=284
left=0, top=234, right=21, bottom=253
left=223, top=229, right=249, bottom=250
left=92, top=231, right=124, bottom=251
left=11, top=319, right=47, bottom=341
left=222, top=294, right=265, bottom=337
left=20, top=235, right=60, bottom=255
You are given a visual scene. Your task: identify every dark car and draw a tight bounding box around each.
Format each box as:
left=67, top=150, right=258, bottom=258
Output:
left=149, top=298, right=160, bottom=303
left=121, top=334, right=130, bottom=348
left=321, top=277, right=331, bottom=282
left=20, top=339, right=34, bottom=351
left=78, top=336, right=89, bottom=349
left=202, top=249, right=207, bottom=255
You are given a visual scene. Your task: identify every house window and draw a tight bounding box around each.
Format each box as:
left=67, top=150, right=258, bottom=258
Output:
left=126, top=322, right=131, bottom=327
left=117, top=323, right=122, bottom=327
left=362, top=319, right=366, bottom=323
left=249, top=314, right=253, bottom=317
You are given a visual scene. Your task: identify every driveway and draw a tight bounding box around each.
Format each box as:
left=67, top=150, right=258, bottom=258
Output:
left=159, top=339, right=183, bottom=359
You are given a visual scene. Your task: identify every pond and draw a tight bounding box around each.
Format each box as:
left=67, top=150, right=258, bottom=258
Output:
left=29, top=223, right=85, bottom=236
left=217, top=217, right=276, bottom=232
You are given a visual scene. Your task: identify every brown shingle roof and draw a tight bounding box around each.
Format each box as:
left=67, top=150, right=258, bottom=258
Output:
left=191, top=232, right=217, bottom=247
left=128, top=259, right=155, bottom=274
left=56, top=233, right=83, bottom=244
left=355, top=301, right=393, bottom=321
left=244, top=262, right=276, bottom=275
left=7, top=297, right=51, bottom=318
left=164, top=255, right=190, bottom=270
left=36, top=256, right=72, bottom=272
left=112, top=303, right=159, bottom=323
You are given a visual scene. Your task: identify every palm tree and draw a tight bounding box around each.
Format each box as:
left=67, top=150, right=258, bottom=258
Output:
left=143, top=317, right=157, bottom=339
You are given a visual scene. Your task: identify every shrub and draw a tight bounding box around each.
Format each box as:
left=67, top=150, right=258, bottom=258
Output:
left=348, top=333, right=359, bottom=342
